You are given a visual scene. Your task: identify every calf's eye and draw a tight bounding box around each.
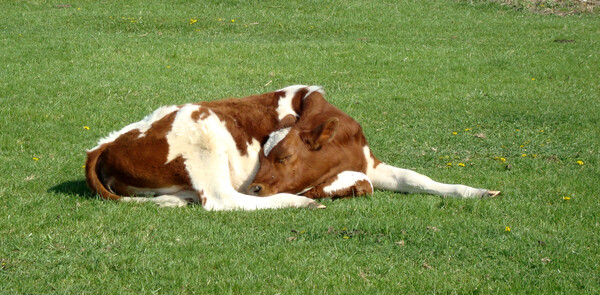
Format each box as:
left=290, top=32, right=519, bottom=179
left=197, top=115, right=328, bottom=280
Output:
left=277, top=155, right=291, bottom=164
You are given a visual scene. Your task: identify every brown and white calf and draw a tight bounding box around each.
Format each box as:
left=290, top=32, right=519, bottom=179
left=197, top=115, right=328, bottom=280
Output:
left=248, top=87, right=500, bottom=200
left=86, top=85, right=498, bottom=211
left=86, top=85, right=327, bottom=210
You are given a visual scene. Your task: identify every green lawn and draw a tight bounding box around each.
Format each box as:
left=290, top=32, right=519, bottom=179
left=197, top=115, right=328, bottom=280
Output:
left=1, top=0, right=599, bottom=293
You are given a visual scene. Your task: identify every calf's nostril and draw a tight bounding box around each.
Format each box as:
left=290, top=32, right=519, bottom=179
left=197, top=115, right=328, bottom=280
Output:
left=249, top=184, right=263, bottom=195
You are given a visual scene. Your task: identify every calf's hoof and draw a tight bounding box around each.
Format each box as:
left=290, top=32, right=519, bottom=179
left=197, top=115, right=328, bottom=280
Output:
left=486, top=190, right=501, bottom=198
left=307, top=201, right=327, bottom=209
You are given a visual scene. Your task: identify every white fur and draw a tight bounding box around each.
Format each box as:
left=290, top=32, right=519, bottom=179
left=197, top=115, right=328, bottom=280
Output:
left=275, top=85, right=324, bottom=120
left=89, top=105, right=180, bottom=152
left=263, top=127, right=291, bottom=157
left=323, top=171, right=372, bottom=194
left=364, top=146, right=487, bottom=198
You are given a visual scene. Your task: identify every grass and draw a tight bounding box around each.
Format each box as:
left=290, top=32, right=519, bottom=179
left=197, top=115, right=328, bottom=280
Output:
left=1, top=0, right=599, bottom=293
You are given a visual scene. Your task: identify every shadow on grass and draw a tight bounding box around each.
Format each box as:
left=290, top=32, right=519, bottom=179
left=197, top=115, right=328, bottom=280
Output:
left=48, top=179, right=96, bottom=199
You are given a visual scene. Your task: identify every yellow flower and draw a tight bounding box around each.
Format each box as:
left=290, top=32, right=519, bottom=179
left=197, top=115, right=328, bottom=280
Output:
left=500, top=157, right=506, bottom=162
left=520, top=144, right=525, bottom=148
left=577, top=160, right=584, bottom=165
left=521, top=154, right=527, bottom=157
left=452, top=132, right=458, bottom=135
left=82, top=165, right=86, bottom=168
left=563, top=196, right=571, bottom=201
left=447, top=163, right=452, bottom=166
left=531, top=78, right=536, bottom=81
left=464, top=128, right=471, bottom=131
left=458, top=163, right=465, bottom=167
left=505, top=226, right=511, bottom=232
left=189, top=18, right=198, bottom=25
left=231, top=19, right=235, bottom=22
left=343, top=236, right=349, bottom=239
left=32, top=157, right=39, bottom=161
left=83, top=126, right=90, bottom=130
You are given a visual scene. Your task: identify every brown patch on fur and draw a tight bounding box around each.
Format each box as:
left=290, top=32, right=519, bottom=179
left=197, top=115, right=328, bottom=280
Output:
left=191, top=107, right=211, bottom=121
left=199, top=190, right=207, bottom=206
left=195, top=92, right=284, bottom=155
left=96, top=112, right=192, bottom=195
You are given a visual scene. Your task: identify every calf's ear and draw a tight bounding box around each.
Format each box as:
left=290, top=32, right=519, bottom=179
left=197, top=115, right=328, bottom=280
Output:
left=303, top=117, right=339, bottom=150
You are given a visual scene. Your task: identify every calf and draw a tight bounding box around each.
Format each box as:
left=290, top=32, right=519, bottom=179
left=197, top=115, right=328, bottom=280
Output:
left=86, top=85, right=328, bottom=210
left=248, top=88, right=500, bottom=200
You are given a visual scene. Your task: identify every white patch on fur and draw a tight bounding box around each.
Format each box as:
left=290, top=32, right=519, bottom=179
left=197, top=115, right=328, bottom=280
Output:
left=89, top=105, right=180, bottom=152
left=275, top=85, right=324, bottom=120
left=263, top=127, right=291, bottom=157
left=323, top=171, right=372, bottom=194
left=297, top=186, right=314, bottom=195
left=363, top=146, right=377, bottom=176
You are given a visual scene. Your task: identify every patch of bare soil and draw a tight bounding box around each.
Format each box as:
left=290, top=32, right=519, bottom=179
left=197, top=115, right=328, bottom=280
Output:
left=495, top=0, right=599, bottom=15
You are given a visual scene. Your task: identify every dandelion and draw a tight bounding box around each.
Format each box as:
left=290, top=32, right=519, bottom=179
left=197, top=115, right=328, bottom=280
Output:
left=189, top=18, right=198, bottom=25
left=577, top=160, right=584, bottom=165
left=33, top=157, right=39, bottom=161
left=343, top=236, right=349, bottom=239
left=563, top=196, right=571, bottom=201
left=464, top=128, right=471, bottom=131
left=452, top=132, right=458, bottom=135
left=500, top=157, right=506, bottom=162
left=82, top=165, right=86, bottom=168
left=447, top=163, right=453, bottom=167
left=458, top=163, right=465, bottom=167
left=532, top=154, right=537, bottom=158
left=520, top=144, right=525, bottom=148
left=521, top=154, right=527, bottom=157
left=83, top=126, right=90, bottom=130
left=505, top=226, right=511, bottom=232
left=516, top=129, right=520, bottom=132
left=531, top=78, right=536, bottom=81
left=231, top=19, right=235, bottom=23
left=166, top=65, right=171, bottom=69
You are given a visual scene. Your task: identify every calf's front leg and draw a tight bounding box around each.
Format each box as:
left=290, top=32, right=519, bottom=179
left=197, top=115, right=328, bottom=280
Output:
left=302, top=171, right=374, bottom=199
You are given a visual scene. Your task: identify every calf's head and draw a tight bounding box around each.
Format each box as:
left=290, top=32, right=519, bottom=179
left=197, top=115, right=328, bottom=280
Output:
left=248, top=117, right=339, bottom=196
left=248, top=116, right=367, bottom=196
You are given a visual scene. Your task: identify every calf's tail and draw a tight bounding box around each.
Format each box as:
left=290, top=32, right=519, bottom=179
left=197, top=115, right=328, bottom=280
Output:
left=85, top=145, right=122, bottom=201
